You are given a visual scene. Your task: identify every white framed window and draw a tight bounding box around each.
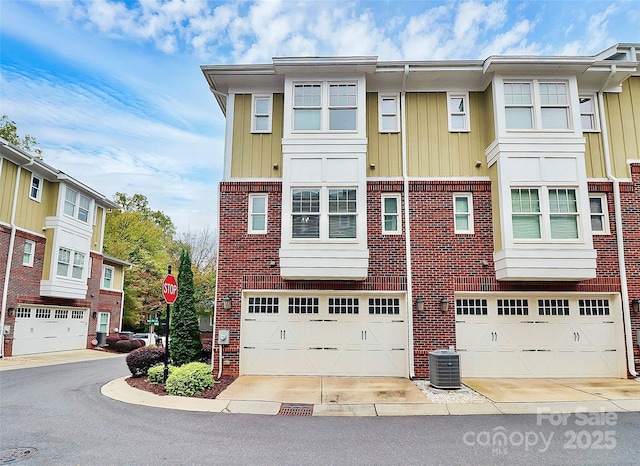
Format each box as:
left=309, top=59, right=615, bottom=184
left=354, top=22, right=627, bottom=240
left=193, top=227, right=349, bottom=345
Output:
left=447, top=92, right=470, bottom=132
left=579, top=95, right=599, bottom=132
left=292, top=81, right=358, bottom=132
left=504, top=80, right=570, bottom=131
left=29, top=174, right=42, bottom=202
left=382, top=194, right=401, bottom=234
left=378, top=93, right=400, bottom=133
left=589, top=194, right=609, bottom=235
left=97, top=312, right=110, bottom=333
left=511, top=187, right=580, bottom=241
left=252, top=95, right=272, bottom=133
left=102, top=265, right=114, bottom=289
left=248, top=194, right=268, bottom=234
left=57, top=248, right=85, bottom=279
left=329, top=83, right=357, bottom=131
left=293, top=83, right=322, bottom=131
left=291, top=187, right=357, bottom=240
left=64, top=188, right=92, bottom=223
left=23, top=240, right=35, bottom=266
left=453, top=194, right=474, bottom=234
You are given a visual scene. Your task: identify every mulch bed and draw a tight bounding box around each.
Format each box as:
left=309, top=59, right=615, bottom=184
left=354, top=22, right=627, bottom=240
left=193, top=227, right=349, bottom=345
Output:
left=126, top=375, right=236, bottom=398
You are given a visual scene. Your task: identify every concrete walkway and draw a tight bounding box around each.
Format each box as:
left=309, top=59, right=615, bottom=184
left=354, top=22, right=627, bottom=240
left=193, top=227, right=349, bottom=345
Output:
left=3, top=350, right=640, bottom=416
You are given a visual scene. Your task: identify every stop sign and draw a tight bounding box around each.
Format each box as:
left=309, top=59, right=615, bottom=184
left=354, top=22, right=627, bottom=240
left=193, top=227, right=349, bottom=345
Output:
left=162, top=274, right=178, bottom=304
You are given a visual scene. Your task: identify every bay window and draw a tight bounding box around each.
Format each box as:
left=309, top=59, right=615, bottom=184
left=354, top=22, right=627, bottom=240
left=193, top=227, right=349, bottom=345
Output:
left=293, top=84, right=321, bottom=130
left=504, top=80, right=571, bottom=130
left=329, top=84, right=356, bottom=130
left=64, top=188, right=92, bottom=223
left=292, top=81, right=358, bottom=132
left=57, top=247, right=85, bottom=279
left=291, top=188, right=357, bottom=240
left=511, top=187, right=580, bottom=241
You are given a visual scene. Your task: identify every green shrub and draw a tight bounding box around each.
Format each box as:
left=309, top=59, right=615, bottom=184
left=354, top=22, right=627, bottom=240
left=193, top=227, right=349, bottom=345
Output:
left=165, top=362, right=214, bottom=396
left=147, top=364, right=175, bottom=383
left=126, top=346, right=166, bottom=377
left=106, top=334, right=129, bottom=348
left=114, top=339, right=139, bottom=353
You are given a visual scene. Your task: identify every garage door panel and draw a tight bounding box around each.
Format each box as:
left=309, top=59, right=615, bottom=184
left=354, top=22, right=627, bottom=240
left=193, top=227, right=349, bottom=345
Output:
left=455, top=295, right=625, bottom=378
left=13, top=308, right=89, bottom=356
left=240, top=294, right=408, bottom=377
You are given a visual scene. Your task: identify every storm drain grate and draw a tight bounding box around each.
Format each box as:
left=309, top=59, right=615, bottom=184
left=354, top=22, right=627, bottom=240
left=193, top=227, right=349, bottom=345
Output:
left=1, top=448, right=38, bottom=464
left=278, top=403, right=314, bottom=416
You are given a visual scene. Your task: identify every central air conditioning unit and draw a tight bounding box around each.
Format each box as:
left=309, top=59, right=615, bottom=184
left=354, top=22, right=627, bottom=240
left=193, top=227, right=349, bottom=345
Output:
left=429, top=349, right=461, bottom=389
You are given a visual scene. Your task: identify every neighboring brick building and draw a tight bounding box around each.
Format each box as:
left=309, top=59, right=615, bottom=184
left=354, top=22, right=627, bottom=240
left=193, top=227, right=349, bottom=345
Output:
left=201, top=43, right=640, bottom=379
left=0, top=139, right=128, bottom=357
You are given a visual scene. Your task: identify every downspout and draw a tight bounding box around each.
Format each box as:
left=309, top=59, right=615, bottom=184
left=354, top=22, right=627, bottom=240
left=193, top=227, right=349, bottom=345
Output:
left=400, top=65, right=416, bottom=378
left=0, top=157, right=33, bottom=357
left=597, top=64, right=638, bottom=377
left=208, top=86, right=229, bottom=377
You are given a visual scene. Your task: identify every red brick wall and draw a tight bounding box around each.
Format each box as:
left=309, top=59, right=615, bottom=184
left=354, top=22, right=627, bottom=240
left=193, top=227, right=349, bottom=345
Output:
left=623, top=164, right=640, bottom=365
left=216, top=172, right=640, bottom=378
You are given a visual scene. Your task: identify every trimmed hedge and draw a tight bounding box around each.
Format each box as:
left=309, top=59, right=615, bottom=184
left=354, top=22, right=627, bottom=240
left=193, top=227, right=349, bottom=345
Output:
left=114, top=339, right=143, bottom=353
left=147, top=364, right=175, bottom=384
left=165, top=362, right=214, bottom=396
left=126, top=346, right=166, bottom=377
left=106, top=334, right=129, bottom=348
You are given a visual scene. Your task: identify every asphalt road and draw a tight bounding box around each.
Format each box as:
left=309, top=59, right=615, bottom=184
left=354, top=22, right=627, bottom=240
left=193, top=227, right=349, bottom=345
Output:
left=1, top=358, right=639, bottom=465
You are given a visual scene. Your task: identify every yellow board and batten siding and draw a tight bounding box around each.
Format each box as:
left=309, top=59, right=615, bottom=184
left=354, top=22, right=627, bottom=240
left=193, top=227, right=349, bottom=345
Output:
left=366, top=93, right=402, bottom=177
left=584, top=77, right=640, bottom=179
left=404, top=92, right=492, bottom=178
left=231, top=94, right=283, bottom=179
left=0, top=159, right=18, bottom=223
left=91, top=206, right=105, bottom=251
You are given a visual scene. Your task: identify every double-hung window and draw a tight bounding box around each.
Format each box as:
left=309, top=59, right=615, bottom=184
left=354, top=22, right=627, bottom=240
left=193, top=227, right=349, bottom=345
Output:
left=579, top=95, right=599, bottom=131
left=382, top=194, right=401, bottom=234
left=248, top=194, right=268, bottom=234
left=447, top=92, right=470, bottom=132
left=102, top=265, right=114, bottom=289
left=30, top=174, right=42, bottom=202
left=511, top=187, right=580, bottom=241
left=64, top=188, right=91, bottom=223
left=292, top=81, right=358, bottom=132
left=504, top=80, right=570, bottom=130
left=293, top=84, right=322, bottom=130
left=23, top=240, right=35, bottom=266
left=589, top=194, right=609, bottom=234
left=329, top=84, right=357, bottom=130
left=328, top=189, right=357, bottom=238
left=97, top=312, right=110, bottom=333
left=291, top=188, right=357, bottom=240
left=453, top=194, right=474, bottom=234
left=57, top=248, right=85, bottom=279
left=378, top=93, right=399, bottom=132
left=252, top=95, right=272, bottom=133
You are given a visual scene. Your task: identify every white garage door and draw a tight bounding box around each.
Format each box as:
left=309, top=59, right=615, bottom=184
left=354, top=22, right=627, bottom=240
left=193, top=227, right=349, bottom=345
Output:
left=455, top=294, right=626, bottom=378
left=12, top=307, right=89, bottom=356
left=240, top=294, right=408, bottom=377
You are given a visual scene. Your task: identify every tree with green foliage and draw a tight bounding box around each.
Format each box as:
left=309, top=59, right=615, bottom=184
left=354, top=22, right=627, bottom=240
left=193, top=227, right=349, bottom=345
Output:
left=0, top=115, right=43, bottom=157
left=104, top=193, right=175, bottom=329
left=169, top=249, right=203, bottom=366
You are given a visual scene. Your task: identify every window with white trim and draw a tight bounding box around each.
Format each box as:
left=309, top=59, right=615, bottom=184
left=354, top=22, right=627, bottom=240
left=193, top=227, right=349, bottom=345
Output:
left=292, top=81, right=358, bottom=132
left=579, top=95, right=599, bottom=131
left=453, top=194, right=474, bottom=234
left=57, top=248, right=85, bottom=279
left=291, top=188, right=357, bottom=240
left=248, top=194, right=268, bottom=234
left=97, top=312, right=110, bottom=333
left=252, top=95, right=272, bottom=133
left=102, top=265, right=114, bottom=289
left=511, top=187, right=580, bottom=241
left=64, top=188, right=92, bottom=223
left=382, top=194, right=401, bottom=234
left=378, top=93, right=399, bottom=132
left=23, top=240, right=35, bottom=266
left=447, top=92, right=470, bottom=132
left=29, top=174, right=42, bottom=202
left=589, top=194, right=609, bottom=235
left=504, top=80, right=570, bottom=130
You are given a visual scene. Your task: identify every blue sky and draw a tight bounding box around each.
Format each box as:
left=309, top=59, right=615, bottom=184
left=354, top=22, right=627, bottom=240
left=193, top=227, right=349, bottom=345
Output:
left=1, top=0, right=638, bottom=233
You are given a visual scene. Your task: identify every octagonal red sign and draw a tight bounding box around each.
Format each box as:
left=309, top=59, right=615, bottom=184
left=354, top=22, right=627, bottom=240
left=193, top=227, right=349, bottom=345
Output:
left=162, top=274, right=178, bottom=304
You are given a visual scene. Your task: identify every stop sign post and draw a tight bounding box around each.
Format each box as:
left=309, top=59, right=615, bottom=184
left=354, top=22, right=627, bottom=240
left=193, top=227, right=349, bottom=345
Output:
left=162, top=265, right=177, bottom=382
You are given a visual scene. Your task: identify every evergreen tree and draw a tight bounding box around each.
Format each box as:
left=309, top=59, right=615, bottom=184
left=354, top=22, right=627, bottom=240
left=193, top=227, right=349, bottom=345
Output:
left=169, top=249, right=203, bottom=366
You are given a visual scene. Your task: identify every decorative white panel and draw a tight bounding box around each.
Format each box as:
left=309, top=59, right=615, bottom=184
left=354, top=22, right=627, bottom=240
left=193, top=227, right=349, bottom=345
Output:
left=542, top=157, right=578, bottom=182
left=290, top=158, right=323, bottom=182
